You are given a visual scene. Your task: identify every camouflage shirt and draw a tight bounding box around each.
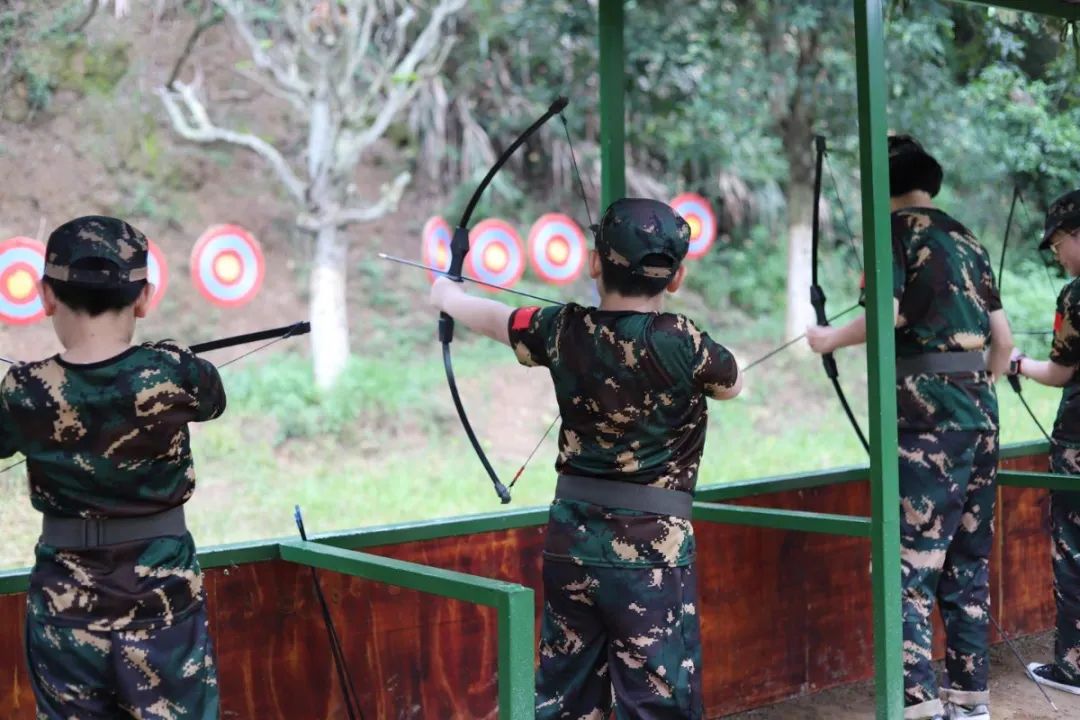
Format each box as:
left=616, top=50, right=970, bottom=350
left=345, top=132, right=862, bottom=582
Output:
left=508, top=303, right=738, bottom=568
left=0, top=342, right=225, bottom=630
left=1050, top=278, right=1080, bottom=446
left=891, top=208, right=1001, bottom=432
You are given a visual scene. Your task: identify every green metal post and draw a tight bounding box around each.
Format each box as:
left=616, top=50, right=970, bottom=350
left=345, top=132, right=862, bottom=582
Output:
left=498, top=586, right=536, bottom=720
left=853, top=2, right=904, bottom=718
left=598, top=0, right=626, bottom=209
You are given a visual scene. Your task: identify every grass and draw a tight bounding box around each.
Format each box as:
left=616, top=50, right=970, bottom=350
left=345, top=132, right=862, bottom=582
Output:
left=0, top=338, right=1062, bottom=571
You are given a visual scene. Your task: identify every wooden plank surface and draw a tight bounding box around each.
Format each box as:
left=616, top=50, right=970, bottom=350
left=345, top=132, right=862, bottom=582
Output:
left=0, top=453, right=1056, bottom=718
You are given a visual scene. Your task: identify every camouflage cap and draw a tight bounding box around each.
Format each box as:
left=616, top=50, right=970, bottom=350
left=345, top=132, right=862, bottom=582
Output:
left=594, top=198, right=691, bottom=279
left=44, top=216, right=149, bottom=287
left=1041, top=189, right=1080, bottom=250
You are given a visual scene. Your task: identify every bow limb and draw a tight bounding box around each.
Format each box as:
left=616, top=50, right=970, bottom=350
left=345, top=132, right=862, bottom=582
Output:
left=810, top=134, right=870, bottom=452
left=439, top=97, right=570, bottom=505
left=998, top=186, right=1054, bottom=443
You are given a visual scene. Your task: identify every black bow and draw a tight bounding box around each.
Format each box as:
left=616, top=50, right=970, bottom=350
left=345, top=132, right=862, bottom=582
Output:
left=810, top=135, right=870, bottom=452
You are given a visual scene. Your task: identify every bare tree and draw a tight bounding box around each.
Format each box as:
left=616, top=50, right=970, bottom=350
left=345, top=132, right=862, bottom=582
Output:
left=158, top=0, right=466, bottom=388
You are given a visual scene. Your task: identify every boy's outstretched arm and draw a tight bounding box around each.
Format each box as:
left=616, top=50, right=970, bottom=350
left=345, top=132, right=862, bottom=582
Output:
left=430, top=277, right=515, bottom=347
left=806, top=299, right=900, bottom=354
left=986, top=309, right=1014, bottom=382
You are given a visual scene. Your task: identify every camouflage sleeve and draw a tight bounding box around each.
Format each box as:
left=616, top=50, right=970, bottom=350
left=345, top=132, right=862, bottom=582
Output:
left=689, top=321, right=739, bottom=399
left=507, top=305, right=563, bottom=368
left=0, top=373, right=18, bottom=458
left=891, top=214, right=909, bottom=303
left=152, top=342, right=227, bottom=421
left=1050, top=280, right=1080, bottom=367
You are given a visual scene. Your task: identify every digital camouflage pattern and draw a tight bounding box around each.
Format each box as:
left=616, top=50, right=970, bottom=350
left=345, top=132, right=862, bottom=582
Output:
left=535, top=562, right=702, bottom=720
left=1049, top=278, right=1080, bottom=446
left=508, top=303, right=738, bottom=568
left=0, top=342, right=225, bottom=630
left=26, top=602, right=219, bottom=719
left=596, top=198, right=691, bottom=279
left=44, top=215, right=149, bottom=286
left=891, top=208, right=1001, bottom=432
left=898, top=430, right=998, bottom=719
left=1047, top=446, right=1080, bottom=684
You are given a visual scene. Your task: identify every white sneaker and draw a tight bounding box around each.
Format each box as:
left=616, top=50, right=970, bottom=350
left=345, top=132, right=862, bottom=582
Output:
left=1028, top=661, right=1080, bottom=695
left=945, top=703, right=989, bottom=720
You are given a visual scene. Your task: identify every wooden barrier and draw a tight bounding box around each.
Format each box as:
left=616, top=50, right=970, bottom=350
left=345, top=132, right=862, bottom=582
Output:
left=0, top=452, right=1057, bottom=718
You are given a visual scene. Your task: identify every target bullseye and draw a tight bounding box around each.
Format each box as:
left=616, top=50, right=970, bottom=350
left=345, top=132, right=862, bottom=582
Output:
left=6, top=267, right=34, bottom=301
left=467, top=219, right=524, bottom=291
left=190, top=224, right=265, bottom=308
left=670, top=193, right=717, bottom=260
left=0, top=237, right=46, bottom=325
left=421, top=216, right=452, bottom=282
left=528, top=213, right=586, bottom=285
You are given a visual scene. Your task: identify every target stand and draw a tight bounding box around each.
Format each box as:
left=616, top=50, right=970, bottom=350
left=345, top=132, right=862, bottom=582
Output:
left=191, top=225, right=265, bottom=308
left=466, top=219, right=525, bottom=292
left=528, top=214, right=587, bottom=285
left=0, top=237, right=46, bottom=325
left=421, top=216, right=453, bottom=282
left=670, top=193, right=718, bottom=260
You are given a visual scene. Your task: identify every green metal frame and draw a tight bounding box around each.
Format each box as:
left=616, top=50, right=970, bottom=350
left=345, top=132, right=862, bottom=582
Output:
left=278, top=541, right=535, bottom=719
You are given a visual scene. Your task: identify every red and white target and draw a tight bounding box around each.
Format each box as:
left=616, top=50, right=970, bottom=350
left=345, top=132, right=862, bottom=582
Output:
left=0, top=237, right=45, bottom=325
left=528, top=213, right=587, bottom=285
left=421, top=216, right=452, bottom=282
left=467, top=219, right=524, bottom=291
left=671, top=193, right=717, bottom=260
left=190, top=225, right=265, bottom=308
left=146, top=240, right=168, bottom=310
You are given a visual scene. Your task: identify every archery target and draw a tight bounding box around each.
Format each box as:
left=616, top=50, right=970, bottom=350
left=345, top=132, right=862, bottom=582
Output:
left=421, top=216, right=452, bottom=282
left=671, top=193, right=717, bottom=260
left=0, top=237, right=45, bottom=325
left=467, top=219, right=524, bottom=291
left=528, top=213, right=587, bottom=285
left=146, top=240, right=168, bottom=310
left=190, top=224, right=265, bottom=308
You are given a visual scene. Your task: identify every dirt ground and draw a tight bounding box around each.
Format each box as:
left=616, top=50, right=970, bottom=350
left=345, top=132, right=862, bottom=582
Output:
left=728, top=632, right=1080, bottom=719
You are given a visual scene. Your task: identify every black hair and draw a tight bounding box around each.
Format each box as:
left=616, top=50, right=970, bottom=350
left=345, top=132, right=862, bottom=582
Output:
left=889, top=152, right=944, bottom=198
left=42, top=258, right=147, bottom=317
left=599, top=253, right=675, bottom=298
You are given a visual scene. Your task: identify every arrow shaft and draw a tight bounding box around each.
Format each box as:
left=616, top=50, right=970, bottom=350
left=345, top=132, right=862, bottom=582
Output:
left=379, top=253, right=565, bottom=306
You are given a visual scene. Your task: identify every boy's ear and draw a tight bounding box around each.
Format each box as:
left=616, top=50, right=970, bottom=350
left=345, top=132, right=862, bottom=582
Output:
left=666, top=265, right=687, bottom=294
left=133, top=283, right=155, bottom=319
left=588, top=249, right=602, bottom=280
left=39, top=281, right=57, bottom=317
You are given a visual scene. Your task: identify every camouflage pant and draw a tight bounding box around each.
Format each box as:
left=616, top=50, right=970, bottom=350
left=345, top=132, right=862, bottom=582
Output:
left=899, top=430, right=998, bottom=719
left=26, top=602, right=219, bottom=719
left=1048, top=445, right=1080, bottom=684
left=535, top=560, right=702, bottom=720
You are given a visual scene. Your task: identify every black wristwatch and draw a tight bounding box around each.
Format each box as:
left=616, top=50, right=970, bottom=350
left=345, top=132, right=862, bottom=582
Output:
left=1008, top=354, right=1025, bottom=377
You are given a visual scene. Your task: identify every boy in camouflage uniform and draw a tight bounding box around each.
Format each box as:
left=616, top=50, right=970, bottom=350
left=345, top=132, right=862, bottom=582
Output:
left=808, top=136, right=1013, bottom=720
left=430, top=198, right=742, bottom=719
left=1007, top=188, right=1080, bottom=697
left=0, top=216, right=225, bottom=719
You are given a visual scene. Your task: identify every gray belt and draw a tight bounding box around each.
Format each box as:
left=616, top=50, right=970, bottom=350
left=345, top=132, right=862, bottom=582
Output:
left=555, top=474, right=693, bottom=519
left=895, top=351, right=986, bottom=376
left=41, top=506, right=187, bottom=549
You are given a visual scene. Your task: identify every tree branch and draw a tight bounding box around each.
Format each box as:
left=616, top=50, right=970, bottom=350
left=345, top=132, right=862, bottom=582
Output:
left=166, top=1, right=222, bottom=90
left=156, top=80, right=306, bottom=204
left=348, top=0, right=466, bottom=151
left=296, top=171, right=410, bottom=231
left=213, top=0, right=311, bottom=101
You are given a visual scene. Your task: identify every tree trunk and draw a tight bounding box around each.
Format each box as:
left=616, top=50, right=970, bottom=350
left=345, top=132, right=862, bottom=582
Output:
left=784, top=178, right=815, bottom=342
left=310, top=223, right=349, bottom=389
